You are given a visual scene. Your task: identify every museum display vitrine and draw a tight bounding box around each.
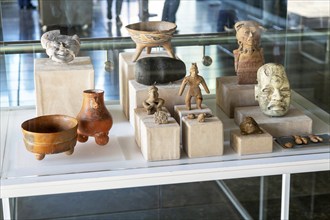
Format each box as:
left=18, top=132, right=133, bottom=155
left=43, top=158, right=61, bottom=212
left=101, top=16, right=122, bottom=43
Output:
left=0, top=0, right=329, bottom=219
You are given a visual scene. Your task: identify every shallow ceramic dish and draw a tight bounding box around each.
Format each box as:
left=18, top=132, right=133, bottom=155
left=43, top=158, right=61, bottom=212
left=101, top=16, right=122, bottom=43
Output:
left=126, top=21, right=177, bottom=61
left=21, top=115, right=78, bottom=160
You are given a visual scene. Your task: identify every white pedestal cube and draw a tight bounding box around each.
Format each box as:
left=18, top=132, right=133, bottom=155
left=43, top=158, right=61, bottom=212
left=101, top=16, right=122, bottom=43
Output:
left=134, top=107, right=170, bottom=148
left=230, top=128, right=273, bottom=155
left=216, top=76, right=258, bottom=118
left=140, top=117, right=180, bottom=161
left=34, top=57, right=94, bottom=117
left=182, top=116, right=224, bottom=158
left=234, top=106, right=313, bottom=137
left=119, top=51, right=169, bottom=119
left=128, top=80, right=188, bottom=127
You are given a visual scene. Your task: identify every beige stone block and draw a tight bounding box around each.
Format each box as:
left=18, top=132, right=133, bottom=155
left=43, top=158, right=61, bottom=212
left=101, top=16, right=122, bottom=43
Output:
left=119, top=51, right=169, bottom=119
left=234, top=106, right=313, bottom=137
left=182, top=116, right=223, bottom=158
left=134, top=107, right=169, bottom=148
left=173, top=104, right=213, bottom=144
left=216, top=76, right=258, bottom=118
left=34, top=57, right=94, bottom=117
left=128, top=80, right=189, bottom=127
left=140, top=117, right=180, bottom=161
left=230, top=128, right=273, bottom=155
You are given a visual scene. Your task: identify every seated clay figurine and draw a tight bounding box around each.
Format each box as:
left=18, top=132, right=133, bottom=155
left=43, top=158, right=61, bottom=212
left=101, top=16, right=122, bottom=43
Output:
left=178, top=63, right=210, bottom=110
left=41, top=30, right=80, bottom=63
left=233, top=21, right=265, bottom=84
left=255, top=63, right=291, bottom=117
left=143, top=85, right=165, bottom=115
left=239, top=116, right=263, bottom=135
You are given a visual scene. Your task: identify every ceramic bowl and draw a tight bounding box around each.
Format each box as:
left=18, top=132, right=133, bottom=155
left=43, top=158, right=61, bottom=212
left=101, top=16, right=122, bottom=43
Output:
left=126, top=21, right=177, bottom=44
left=21, top=115, right=78, bottom=160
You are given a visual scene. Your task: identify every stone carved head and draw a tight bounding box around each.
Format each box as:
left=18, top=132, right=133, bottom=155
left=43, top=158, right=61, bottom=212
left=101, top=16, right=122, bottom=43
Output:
left=235, top=21, right=264, bottom=52
left=255, top=63, right=291, bottom=117
left=41, top=30, right=80, bottom=63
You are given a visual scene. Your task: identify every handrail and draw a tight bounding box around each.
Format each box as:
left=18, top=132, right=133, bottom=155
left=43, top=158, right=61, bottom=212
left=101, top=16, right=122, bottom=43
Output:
left=0, top=29, right=329, bottom=54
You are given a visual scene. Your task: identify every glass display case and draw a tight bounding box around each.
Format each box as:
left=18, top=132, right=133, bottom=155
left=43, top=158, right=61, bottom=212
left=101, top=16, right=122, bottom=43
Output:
left=0, top=0, right=329, bottom=219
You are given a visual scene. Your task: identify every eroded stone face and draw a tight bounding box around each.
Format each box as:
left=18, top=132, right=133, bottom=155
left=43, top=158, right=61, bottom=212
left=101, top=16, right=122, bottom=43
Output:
left=255, top=63, right=291, bottom=117
left=41, top=30, right=80, bottom=63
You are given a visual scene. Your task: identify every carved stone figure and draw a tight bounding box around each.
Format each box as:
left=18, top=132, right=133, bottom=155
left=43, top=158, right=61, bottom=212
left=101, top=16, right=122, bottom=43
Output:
left=178, top=63, right=210, bottom=110
left=154, top=110, right=169, bottom=124
left=255, top=63, right=291, bottom=117
left=233, top=21, right=264, bottom=84
left=41, top=30, right=80, bottom=63
left=239, top=116, right=263, bottom=135
left=143, top=85, right=165, bottom=115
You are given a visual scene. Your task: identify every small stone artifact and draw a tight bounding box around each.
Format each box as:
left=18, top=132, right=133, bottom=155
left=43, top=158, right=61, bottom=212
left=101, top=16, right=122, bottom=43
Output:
left=197, top=113, right=206, bottom=123
left=76, top=89, right=113, bottom=145
left=239, top=116, right=263, bottom=135
left=154, top=110, right=169, bottom=124
left=293, top=135, right=308, bottom=145
left=21, top=115, right=78, bottom=160
left=143, top=85, right=165, bottom=115
left=255, top=63, right=291, bottom=117
left=309, top=134, right=323, bottom=143
left=126, top=21, right=177, bottom=62
left=41, top=30, right=80, bottom=63
left=178, top=63, right=210, bottom=110
left=135, top=57, right=186, bottom=85
left=233, top=21, right=265, bottom=84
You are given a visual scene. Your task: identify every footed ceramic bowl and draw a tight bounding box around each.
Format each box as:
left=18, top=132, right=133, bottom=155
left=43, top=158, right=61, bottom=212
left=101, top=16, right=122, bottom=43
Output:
left=126, top=21, right=177, bottom=61
left=21, top=115, right=78, bottom=160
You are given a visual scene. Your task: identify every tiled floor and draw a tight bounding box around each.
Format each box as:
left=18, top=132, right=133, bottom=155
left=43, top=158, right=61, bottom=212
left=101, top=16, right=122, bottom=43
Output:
left=1, top=0, right=329, bottom=219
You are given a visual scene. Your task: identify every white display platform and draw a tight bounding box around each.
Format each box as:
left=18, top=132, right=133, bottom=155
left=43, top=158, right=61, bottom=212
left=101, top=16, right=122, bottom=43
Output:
left=119, top=51, right=170, bottom=120
left=140, top=117, right=180, bottom=161
left=128, top=80, right=188, bottom=127
left=230, top=128, right=273, bottom=155
left=34, top=57, right=94, bottom=117
left=234, top=106, right=313, bottom=137
left=134, top=107, right=170, bottom=148
left=1, top=95, right=329, bottom=220
left=216, top=76, right=258, bottom=118
left=182, top=116, right=224, bottom=158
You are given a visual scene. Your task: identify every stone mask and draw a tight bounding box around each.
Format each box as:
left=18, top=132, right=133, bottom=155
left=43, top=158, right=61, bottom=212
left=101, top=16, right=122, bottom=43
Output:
left=255, top=63, right=291, bottom=117
left=41, top=30, right=80, bottom=63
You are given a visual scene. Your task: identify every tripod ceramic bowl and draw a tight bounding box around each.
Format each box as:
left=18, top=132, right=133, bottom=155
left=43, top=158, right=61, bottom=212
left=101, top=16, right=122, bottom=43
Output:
left=126, top=21, right=177, bottom=62
left=21, top=115, right=78, bottom=160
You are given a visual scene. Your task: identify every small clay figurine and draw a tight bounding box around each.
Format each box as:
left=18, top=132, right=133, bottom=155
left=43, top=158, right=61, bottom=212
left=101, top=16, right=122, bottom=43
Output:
left=233, top=21, right=265, bottom=84
left=178, top=63, right=210, bottom=110
left=154, top=110, right=169, bottom=124
left=255, top=63, right=291, bottom=117
left=41, top=30, right=80, bottom=63
left=239, top=116, right=263, bottom=135
left=143, top=85, right=165, bottom=115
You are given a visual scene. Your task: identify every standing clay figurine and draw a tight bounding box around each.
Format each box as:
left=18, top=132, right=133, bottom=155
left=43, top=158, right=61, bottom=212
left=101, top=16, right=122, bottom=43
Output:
left=143, top=85, right=165, bottom=115
left=41, top=30, right=80, bottom=63
left=239, top=116, right=263, bottom=135
left=255, top=63, right=291, bottom=117
left=76, top=89, right=113, bottom=145
left=178, top=63, right=210, bottom=110
left=233, top=21, right=264, bottom=84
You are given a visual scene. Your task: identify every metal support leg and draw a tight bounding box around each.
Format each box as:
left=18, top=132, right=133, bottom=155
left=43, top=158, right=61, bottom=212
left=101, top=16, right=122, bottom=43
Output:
left=259, top=176, right=268, bottom=220
left=2, top=198, right=11, bottom=220
left=216, top=180, right=253, bottom=220
left=281, top=173, right=291, bottom=220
